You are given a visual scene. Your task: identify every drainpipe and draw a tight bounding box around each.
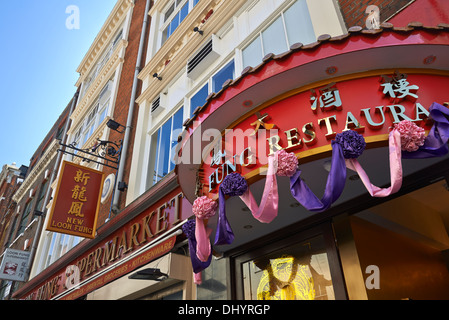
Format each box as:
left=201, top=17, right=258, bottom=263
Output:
left=112, top=0, right=151, bottom=213
left=24, top=90, right=79, bottom=282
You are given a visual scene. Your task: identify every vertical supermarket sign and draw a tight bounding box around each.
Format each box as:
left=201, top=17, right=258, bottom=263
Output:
left=46, top=161, right=105, bottom=239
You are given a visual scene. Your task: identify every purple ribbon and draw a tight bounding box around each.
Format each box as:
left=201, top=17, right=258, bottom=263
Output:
left=402, top=102, right=449, bottom=159
left=182, top=220, right=212, bottom=278
left=289, top=141, right=346, bottom=212
left=214, top=186, right=236, bottom=245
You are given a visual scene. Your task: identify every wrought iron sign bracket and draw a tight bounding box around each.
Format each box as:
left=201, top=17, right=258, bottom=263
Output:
left=58, top=139, right=123, bottom=170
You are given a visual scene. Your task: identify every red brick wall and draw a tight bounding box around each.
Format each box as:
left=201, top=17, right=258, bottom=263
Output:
left=96, top=0, right=151, bottom=226
left=388, top=0, right=449, bottom=26
left=337, top=0, right=413, bottom=28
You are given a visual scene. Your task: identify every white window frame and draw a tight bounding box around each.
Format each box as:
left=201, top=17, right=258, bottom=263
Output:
left=147, top=104, right=184, bottom=188
left=187, top=58, right=236, bottom=116
left=36, top=231, right=82, bottom=274
left=240, top=0, right=316, bottom=70
left=158, top=0, right=200, bottom=50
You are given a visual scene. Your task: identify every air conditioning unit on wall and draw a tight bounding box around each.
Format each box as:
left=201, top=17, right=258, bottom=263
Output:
left=151, top=93, right=166, bottom=117
left=187, top=35, right=221, bottom=80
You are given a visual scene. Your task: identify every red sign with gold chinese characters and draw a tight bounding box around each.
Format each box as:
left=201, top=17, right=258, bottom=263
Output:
left=46, top=161, right=105, bottom=239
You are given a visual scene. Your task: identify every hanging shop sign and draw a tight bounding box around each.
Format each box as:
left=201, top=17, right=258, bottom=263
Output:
left=46, top=161, right=105, bottom=239
left=0, top=249, right=30, bottom=282
left=198, top=72, right=449, bottom=196
left=19, top=189, right=191, bottom=300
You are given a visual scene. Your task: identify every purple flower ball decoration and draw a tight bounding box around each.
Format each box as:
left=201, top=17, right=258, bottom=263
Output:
left=182, top=219, right=196, bottom=239
left=335, top=130, right=366, bottom=159
left=220, top=172, right=248, bottom=196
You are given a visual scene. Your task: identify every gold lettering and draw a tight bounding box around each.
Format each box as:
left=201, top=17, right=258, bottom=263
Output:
left=92, top=247, right=103, bottom=273
left=171, top=194, right=183, bottom=226
left=77, top=257, right=87, bottom=276
left=267, top=134, right=283, bottom=156
left=50, top=276, right=61, bottom=297
left=128, top=223, right=141, bottom=250
left=284, top=128, right=303, bottom=150
left=302, top=122, right=316, bottom=146
left=84, top=252, right=95, bottom=277
left=343, top=111, right=365, bottom=132
left=155, top=205, right=168, bottom=236
left=318, top=115, right=338, bottom=139
left=102, top=237, right=118, bottom=266
left=116, top=231, right=130, bottom=259
left=140, top=212, right=155, bottom=244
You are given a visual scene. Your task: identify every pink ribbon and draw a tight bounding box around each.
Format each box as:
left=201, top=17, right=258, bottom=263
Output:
left=195, top=218, right=213, bottom=262
left=239, top=155, right=279, bottom=223
left=194, top=272, right=202, bottom=285
left=346, top=129, right=403, bottom=197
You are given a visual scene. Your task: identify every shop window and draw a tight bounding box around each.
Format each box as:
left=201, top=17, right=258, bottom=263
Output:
left=242, top=0, right=315, bottom=69
left=148, top=107, right=184, bottom=187
left=240, top=235, right=335, bottom=300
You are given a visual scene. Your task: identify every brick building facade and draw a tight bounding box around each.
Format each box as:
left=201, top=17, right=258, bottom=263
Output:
left=3, top=0, right=449, bottom=301
left=0, top=95, right=74, bottom=299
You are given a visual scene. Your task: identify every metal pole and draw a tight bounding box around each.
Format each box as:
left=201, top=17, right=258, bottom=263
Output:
left=112, top=0, right=151, bottom=213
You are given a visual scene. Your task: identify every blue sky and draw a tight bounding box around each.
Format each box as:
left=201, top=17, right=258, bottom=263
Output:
left=0, top=0, right=117, bottom=169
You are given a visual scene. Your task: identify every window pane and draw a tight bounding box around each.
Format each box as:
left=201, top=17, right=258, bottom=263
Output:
left=242, top=37, right=262, bottom=69
left=18, top=201, right=33, bottom=235
left=164, top=3, right=175, bottom=22
left=170, top=13, right=180, bottom=36
left=162, top=25, right=169, bottom=44
left=169, top=107, right=184, bottom=172
left=193, top=0, right=200, bottom=6
left=148, top=130, right=160, bottom=186
left=180, top=2, right=189, bottom=23
left=262, top=16, right=288, bottom=56
left=99, top=104, right=108, bottom=125
left=155, top=119, right=172, bottom=183
left=212, top=60, right=235, bottom=93
left=284, top=0, right=316, bottom=46
left=190, top=83, right=208, bottom=117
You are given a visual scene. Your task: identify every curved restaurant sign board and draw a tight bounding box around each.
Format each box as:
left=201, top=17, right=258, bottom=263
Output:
left=199, top=72, right=448, bottom=196
left=175, top=25, right=449, bottom=203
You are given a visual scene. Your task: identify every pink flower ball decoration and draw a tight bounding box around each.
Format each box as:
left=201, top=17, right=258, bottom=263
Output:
left=394, top=120, right=426, bottom=152
left=276, top=149, right=299, bottom=177
left=192, top=196, right=217, bottom=220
